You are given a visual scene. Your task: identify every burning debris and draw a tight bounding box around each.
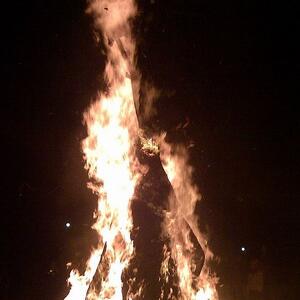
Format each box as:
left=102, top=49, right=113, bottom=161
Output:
left=64, top=0, right=218, bottom=299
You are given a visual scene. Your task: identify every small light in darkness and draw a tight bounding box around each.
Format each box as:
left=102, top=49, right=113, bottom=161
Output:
left=66, top=222, right=71, bottom=228
left=241, top=246, right=246, bottom=252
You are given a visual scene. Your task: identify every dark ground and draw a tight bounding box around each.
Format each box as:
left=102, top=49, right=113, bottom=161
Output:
left=2, top=0, right=299, bottom=299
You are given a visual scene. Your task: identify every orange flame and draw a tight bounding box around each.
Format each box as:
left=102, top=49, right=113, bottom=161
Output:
left=65, top=1, right=141, bottom=299
left=159, top=139, right=218, bottom=300
left=64, top=0, right=219, bottom=299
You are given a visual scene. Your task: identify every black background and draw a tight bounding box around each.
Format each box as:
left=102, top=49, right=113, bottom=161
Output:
left=2, top=0, right=299, bottom=299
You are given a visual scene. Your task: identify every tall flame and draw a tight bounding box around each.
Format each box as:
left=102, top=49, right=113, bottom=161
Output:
left=65, top=1, right=141, bottom=299
left=64, top=0, right=218, bottom=299
left=159, top=140, right=218, bottom=300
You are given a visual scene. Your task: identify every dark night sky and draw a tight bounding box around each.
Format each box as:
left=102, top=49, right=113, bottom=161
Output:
left=2, top=0, right=299, bottom=299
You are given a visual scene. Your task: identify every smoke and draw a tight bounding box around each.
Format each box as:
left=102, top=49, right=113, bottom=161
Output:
left=86, top=0, right=137, bottom=40
left=139, top=80, right=160, bottom=122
